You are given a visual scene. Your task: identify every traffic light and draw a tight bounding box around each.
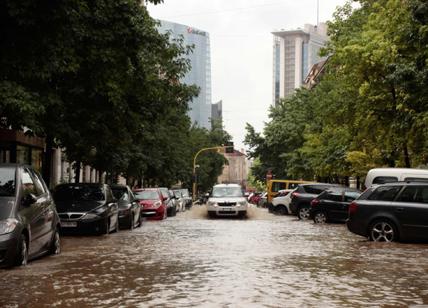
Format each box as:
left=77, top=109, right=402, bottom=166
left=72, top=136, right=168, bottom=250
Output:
left=225, top=141, right=234, bottom=154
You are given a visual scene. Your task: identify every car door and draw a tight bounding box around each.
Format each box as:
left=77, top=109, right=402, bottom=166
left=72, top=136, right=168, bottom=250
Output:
left=30, top=169, right=56, bottom=249
left=394, top=185, right=428, bottom=240
left=19, top=167, right=46, bottom=256
left=322, top=192, right=346, bottom=221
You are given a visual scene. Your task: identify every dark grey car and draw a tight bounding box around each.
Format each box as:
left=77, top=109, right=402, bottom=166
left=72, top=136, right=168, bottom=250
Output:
left=111, top=184, right=142, bottom=230
left=347, top=182, right=428, bottom=242
left=0, top=164, right=61, bottom=268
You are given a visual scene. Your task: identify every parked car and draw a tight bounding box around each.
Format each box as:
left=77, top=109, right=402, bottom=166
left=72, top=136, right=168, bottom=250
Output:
left=54, top=183, right=119, bottom=235
left=309, top=187, right=361, bottom=223
left=111, top=184, right=142, bottom=230
left=180, top=189, right=192, bottom=209
left=172, top=189, right=186, bottom=212
left=0, top=164, right=61, bottom=267
left=271, top=189, right=294, bottom=215
left=207, top=184, right=248, bottom=218
left=364, top=168, right=428, bottom=189
left=133, top=188, right=167, bottom=220
left=347, top=182, right=428, bottom=242
left=159, top=187, right=177, bottom=217
left=289, top=183, right=342, bottom=219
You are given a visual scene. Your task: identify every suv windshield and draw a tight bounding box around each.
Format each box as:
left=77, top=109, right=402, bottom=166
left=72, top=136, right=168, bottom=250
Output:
left=54, top=185, right=105, bottom=202
left=212, top=186, right=243, bottom=198
left=0, top=167, right=15, bottom=197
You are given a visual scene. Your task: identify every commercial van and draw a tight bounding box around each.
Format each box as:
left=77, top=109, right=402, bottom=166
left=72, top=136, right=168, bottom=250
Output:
left=364, top=168, right=428, bottom=188
left=267, top=179, right=314, bottom=203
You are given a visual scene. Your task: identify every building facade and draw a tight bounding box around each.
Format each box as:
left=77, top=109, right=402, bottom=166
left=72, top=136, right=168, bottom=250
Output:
left=158, top=20, right=212, bottom=129
left=272, top=23, right=328, bottom=105
left=211, top=100, right=223, bottom=125
left=217, top=150, right=249, bottom=188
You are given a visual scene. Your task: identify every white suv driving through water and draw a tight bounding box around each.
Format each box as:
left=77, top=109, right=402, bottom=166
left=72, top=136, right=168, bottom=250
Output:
left=207, top=184, right=248, bottom=218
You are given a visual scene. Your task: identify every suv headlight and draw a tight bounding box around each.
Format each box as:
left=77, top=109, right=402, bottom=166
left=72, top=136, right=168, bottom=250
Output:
left=207, top=201, right=217, bottom=207
left=0, top=218, right=18, bottom=235
left=238, top=201, right=248, bottom=207
left=153, top=201, right=162, bottom=208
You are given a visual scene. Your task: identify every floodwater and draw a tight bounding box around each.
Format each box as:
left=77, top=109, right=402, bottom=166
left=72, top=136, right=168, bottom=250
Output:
left=1, top=206, right=428, bottom=307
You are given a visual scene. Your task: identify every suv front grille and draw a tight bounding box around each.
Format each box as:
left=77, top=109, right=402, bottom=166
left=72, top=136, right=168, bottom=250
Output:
left=58, top=213, right=85, bottom=220
left=218, top=202, right=236, bottom=207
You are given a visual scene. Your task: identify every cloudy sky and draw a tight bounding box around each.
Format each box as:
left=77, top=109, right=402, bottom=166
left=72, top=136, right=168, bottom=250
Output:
left=147, top=0, right=348, bottom=150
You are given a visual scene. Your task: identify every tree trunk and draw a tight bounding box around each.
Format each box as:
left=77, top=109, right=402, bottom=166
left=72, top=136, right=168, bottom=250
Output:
left=403, top=142, right=411, bottom=168
left=74, top=161, right=81, bottom=183
left=42, top=135, right=54, bottom=188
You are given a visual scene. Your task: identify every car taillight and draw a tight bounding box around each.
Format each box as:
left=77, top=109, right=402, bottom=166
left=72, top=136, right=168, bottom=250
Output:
left=291, top=192, right=300, bottom=199
left=311, top=199, right=320, bottom=207
left=349, top=202, right=358, bottom=215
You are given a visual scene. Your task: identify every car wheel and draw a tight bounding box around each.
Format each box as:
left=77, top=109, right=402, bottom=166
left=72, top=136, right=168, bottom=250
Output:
left=49, top=228, right=61, bottom=255
left=297, top=206, right=311, bottom=220
left=15, top=233, right=28, bottom=266
left=129, top=215, right=134, bottom=230
left=313, top=211, right=327, bottom=224
left=369, top=219, right=398, bottom=242
left=208, top=211, right=216, bottom=219
left=276, top=205, right=288, bottom=215
left=238, top=211, right=247, bottom=219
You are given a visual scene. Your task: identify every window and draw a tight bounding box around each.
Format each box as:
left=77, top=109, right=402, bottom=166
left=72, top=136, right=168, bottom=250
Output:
left=344, top=191, right=361, bottom=202
left=304, top=186, right=325, bottom=195
left=368, top=186, right=401, bottom=201
left=29, top=169, right=47, bottom=195
left=324, top=193, right=343, bottom=202
left=0, top=167, right=15, bottom=197
left=21, top=168, right=38, bottom=196
left=404, top=177, right=428, bottom=183
left=396, top=186, right=418, bottom=202
left=414, top=186, right=428, bottom=203
left=373, top=176, right=398, bottom=185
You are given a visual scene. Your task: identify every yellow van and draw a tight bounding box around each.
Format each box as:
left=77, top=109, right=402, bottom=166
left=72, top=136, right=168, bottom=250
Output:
left=267, top=179, right=314, bottom=203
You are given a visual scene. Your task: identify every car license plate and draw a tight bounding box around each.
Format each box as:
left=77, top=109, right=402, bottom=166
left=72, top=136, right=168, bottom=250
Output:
left=61, top=221, right=77, bottom=228
left=222, top=207, right=233, bottom=212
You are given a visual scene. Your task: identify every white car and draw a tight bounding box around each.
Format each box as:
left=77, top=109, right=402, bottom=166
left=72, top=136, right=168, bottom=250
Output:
left=207, top=184, right=248, bottom=218
left=271, top=189, right=295, bottom=215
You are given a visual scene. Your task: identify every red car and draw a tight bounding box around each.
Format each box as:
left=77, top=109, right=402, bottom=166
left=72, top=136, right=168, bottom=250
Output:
left=133, top=188, right=167, bottom=220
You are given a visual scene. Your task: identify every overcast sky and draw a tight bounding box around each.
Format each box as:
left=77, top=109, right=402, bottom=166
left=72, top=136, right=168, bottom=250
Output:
left=147, top=0, right=348, bottom=150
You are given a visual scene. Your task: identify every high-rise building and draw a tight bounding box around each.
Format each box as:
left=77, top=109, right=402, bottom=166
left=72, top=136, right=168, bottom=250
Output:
left=272, top=23, right=328, bottom=105
left=211, top=100, right=223, bottom=125
left=158, top=20, right=212, bottom=129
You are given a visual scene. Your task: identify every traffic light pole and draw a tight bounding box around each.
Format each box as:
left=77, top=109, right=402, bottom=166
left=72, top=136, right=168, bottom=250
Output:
left=192, top=145, right=233, bottom=202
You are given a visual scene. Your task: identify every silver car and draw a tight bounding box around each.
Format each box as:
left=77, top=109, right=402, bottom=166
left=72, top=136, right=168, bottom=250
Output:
left=206, top=184, right=248, bottom=218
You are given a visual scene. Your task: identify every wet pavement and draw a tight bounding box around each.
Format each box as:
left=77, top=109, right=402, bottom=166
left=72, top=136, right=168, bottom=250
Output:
left=1, top=206, right=428, bottom=307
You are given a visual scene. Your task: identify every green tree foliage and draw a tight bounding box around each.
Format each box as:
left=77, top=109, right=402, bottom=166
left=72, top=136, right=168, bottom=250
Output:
left=246, top=0, right=428, bottom=183
left=0, top=0, right=228, bottom=187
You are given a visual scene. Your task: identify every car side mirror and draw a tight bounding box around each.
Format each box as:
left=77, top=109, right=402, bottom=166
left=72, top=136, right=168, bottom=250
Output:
left=22, top=193, right=37, bottom=207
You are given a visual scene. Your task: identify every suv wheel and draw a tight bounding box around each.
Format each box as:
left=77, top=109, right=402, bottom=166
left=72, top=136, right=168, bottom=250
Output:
left=369, top=219, right=398, bottom=242
left=276, top=205, right=288, bottom=215
left=313, top=211, right=327, bottom=224
left=297, top=206, right=310, bottom=220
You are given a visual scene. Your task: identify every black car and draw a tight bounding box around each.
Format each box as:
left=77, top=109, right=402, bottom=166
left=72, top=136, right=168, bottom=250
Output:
left=0, top=164, right=61, bottom=267
left=53, top=183, right=119, bottom=235
left=289, top=183, right=342, bottom=219
left=111, top=184, right=142, bottom=230
left=309, top=187, right=361, bottom=223
left=347, top=182, right=428, bottom=242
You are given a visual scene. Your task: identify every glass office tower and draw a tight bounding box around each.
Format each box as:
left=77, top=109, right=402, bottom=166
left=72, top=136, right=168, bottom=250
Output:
left=158, top=20, right=212, bottom=129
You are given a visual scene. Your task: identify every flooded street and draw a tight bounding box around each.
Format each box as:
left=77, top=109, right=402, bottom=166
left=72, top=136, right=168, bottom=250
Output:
left=1, top=206, right=428, bottom=307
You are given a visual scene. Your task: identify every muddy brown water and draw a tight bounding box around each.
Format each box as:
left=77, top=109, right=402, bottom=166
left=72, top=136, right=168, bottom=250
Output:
left=1, top=206, right=428, bottom=307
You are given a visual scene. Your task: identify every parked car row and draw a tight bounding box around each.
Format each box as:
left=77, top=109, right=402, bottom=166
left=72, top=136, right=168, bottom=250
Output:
left=269, top=168, right=428, bottom=243
left=0, top=163, right=192, bottom=268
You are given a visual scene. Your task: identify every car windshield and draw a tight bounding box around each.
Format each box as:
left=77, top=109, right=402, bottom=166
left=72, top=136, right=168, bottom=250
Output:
left=54, top=185, right=105, bottom=202
left=135, top=190, right=159, bottom=200
left=0, top=167, right=15, bottom=197
left=212, top=186, right=243, bottom=198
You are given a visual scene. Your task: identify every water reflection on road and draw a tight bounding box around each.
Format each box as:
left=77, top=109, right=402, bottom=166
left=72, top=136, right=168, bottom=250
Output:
left=1, top=206, right=428, bottom=307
